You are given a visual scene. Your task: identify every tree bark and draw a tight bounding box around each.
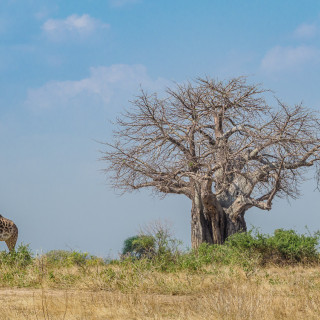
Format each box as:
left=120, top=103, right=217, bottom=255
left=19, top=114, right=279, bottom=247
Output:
left=191, top=190, right=247, bottom=249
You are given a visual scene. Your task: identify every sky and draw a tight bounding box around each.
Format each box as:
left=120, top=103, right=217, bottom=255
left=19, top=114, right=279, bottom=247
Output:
left=1, top=0, right=320, bottom=257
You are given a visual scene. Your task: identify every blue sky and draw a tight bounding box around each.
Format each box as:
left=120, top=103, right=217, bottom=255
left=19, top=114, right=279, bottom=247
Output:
left=1, top=0, right=320, bottom=256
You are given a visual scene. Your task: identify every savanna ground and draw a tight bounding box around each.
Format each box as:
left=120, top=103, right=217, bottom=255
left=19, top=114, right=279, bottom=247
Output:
left=1, top=229, right=320, bottom=319
left=1, top=266, right=320, bottom=320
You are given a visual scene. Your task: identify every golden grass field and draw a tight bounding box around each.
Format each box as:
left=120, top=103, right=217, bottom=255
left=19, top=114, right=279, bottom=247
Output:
left=1, top=264, right=320, bottom=320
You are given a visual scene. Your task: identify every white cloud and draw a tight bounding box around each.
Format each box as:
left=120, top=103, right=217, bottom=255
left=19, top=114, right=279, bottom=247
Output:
left=109, top=0, right=141, bottom=7
left=294, top=23, right=318, bottom=39
left=261, top=45, right=320, bottom=73
left=42, top=14, right=109, bottom=41
left=25, top=64, right=170, bottom=111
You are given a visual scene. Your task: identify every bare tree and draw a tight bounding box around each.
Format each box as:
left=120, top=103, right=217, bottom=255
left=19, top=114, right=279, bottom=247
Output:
left=102, top=77, right=320, bottom=248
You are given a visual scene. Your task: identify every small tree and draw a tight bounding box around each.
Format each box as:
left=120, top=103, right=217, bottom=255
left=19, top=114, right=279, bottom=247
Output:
left=122, top=235, right=155, bottom=258
left=122, top=221, right=181, bottom=259
left=102, top=77, right=320, bottom=248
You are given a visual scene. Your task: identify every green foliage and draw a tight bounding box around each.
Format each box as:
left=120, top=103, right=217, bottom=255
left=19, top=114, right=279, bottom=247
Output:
left=225, top=228, right=320, bottom=264
left=269, top=229, right=319, bottom=261
left=45, top=250, right=103, bottom=268
left=153, top=228, right=182, bottom=258
left=176, top=229, right=320, bottom=273
left=0, top=244, right=33, bottom=268
left=121, top=223, right=182, bottom=270
left=122, top=235, right=156, bottom=258
left=122, top=236, right=139, bottom=256
left=125, top=228, right=320, bottom=273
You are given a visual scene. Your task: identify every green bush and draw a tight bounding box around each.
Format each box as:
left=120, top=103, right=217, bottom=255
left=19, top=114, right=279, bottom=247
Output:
left=224, top=228, right=320, bottom=264
left=168, top=229, right=320, bottom=273
left=121, top=223, right=183, bottom=271
left=153, top=228, right=181, bottom=258
left=266, top=229, right=319, bottom=262
left=0, top=244, right=33, bottom=268
left=122, top=235, right=156, bottom=259
left=45, top=250, right=102, bottom=267
left=46, top=250, right=77, bottom=266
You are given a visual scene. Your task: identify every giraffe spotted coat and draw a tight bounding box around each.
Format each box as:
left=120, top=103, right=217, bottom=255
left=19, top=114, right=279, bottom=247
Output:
left=0, top=214, right=18, bottom=252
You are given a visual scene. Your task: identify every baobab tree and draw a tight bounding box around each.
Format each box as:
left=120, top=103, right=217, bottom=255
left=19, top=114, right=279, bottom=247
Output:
left=102, top=77, right=320, bottom=248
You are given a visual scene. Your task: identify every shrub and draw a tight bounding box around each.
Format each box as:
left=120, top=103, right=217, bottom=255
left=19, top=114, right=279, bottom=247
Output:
left=0, top=244, right=33, bottom=268
left=121, top=222, right=183, bottom=270
left=122, top=235, right=156, bottom=259
left=45, top=250, right=102, bottom=267
left=173, top=229, right=320, bottom=273
left=225, top=228, right=320, bottom=264
left=267, top=229, right=319, bottom=262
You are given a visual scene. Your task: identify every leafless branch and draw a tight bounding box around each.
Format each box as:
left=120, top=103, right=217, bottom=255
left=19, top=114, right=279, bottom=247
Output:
left=102, top=77, right=320, bottom=217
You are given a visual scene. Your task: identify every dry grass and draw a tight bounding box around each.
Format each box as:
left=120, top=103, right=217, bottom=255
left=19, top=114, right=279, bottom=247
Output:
left=0, top=265, right=320, bottom=319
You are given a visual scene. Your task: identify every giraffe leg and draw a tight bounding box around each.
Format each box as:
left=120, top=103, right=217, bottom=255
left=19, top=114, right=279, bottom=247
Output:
left=5, top=229, right=18, bottom=252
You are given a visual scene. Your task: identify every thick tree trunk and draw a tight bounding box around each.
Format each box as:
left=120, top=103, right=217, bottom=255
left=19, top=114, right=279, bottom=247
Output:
left=191, top=190, right=247, bottom=249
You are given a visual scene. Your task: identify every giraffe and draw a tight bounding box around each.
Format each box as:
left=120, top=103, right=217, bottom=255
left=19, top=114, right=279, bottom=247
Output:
left=0, top=214, right=18, bottom=252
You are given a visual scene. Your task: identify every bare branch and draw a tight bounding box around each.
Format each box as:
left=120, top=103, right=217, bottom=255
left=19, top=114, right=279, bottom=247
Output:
left=102, top=77, right=320, bottom=217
